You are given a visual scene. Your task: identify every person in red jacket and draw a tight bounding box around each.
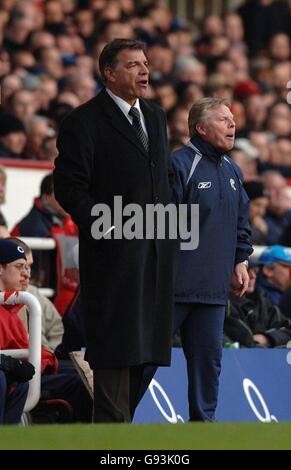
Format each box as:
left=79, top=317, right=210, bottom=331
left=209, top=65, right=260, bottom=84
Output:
left=0, top=240, right=35, bottom=424
left=0, top=239, right=92, bottom=422
left=0, top=240, right=58, bottom=374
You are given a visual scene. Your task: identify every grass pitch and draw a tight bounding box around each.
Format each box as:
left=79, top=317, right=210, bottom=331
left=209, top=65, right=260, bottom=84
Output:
left=0, top=422, right=291, bottom=450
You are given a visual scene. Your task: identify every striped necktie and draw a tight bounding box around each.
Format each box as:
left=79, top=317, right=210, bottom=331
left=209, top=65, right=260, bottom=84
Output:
left=129, top=106, right=149, bottom=153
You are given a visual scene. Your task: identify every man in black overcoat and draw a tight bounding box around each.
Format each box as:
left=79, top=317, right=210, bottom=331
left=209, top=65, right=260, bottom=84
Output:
left=53, top=39, right=178, bottom=422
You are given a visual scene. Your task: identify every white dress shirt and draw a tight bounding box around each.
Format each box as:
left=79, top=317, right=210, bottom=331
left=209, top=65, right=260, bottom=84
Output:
left=106, top=88, right=148, bottom=138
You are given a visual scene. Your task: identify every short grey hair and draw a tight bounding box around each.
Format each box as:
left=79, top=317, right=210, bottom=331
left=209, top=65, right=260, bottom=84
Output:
left=188, top=97, right=231, bottom=136
left=174, top=56, right=202, bottom=80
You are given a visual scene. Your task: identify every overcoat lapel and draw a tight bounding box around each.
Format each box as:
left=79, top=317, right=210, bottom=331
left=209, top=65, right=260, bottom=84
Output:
left=98, top=89, right=150, bottom=160
left=140, top=100, right=159, bottom=161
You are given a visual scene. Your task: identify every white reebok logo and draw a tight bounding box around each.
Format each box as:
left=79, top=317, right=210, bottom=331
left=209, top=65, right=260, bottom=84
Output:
left=230, top=178, right=236, bottom=191
left=198, top=182, right=211, bottom=189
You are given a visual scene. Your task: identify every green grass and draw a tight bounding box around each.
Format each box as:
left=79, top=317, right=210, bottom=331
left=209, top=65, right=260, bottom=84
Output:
left=0, top=422, right=291, bottom=450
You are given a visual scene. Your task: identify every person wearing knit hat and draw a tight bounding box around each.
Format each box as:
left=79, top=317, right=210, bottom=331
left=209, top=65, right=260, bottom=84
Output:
left=0, top=239, right=28, bottom=291
left=244, top=181, right=268, bottom=245
left=0, top=112, right=26, bottom=158
left=0, top=238, right=35, bottom=424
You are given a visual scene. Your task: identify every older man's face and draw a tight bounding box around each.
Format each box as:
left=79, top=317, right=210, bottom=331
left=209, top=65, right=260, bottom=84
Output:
left=198, top=104, right=236, bottom=151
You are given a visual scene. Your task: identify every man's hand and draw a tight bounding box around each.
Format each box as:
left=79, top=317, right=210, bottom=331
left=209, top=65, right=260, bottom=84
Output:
left=230, top=262, right=249, bottom=298
left=253, top=334, right=270, bottom=347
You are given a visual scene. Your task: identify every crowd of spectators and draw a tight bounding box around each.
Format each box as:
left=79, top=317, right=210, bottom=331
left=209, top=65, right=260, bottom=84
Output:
left=0, top=0, right=291, bottom=244
left=0, top=0, right=289, bottom=163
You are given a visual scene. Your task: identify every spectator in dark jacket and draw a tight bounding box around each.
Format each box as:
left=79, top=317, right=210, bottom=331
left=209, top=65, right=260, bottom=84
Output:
left=256, top=245, right=291, bottom=306
left=225, top=262, right=291, bottom=348
left=278, top=286, right=291, bottom=320
left=11, top=173, right=67, bottom=239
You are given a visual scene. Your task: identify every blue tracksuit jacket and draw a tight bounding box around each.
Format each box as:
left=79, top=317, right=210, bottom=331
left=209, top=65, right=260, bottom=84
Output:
left=172, top=134, right=253, bottom=305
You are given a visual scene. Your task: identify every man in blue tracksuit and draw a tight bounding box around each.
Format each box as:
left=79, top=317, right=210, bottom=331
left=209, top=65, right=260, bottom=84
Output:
left=172, top=97, right=253, bottom=421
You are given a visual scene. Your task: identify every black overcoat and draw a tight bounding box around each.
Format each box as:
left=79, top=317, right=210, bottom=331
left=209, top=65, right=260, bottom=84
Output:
left=53, top=89, right=178, bottom=369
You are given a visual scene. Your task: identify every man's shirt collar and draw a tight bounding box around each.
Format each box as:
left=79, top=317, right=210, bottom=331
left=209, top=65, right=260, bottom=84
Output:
left=106, top=88, right=142, bottom=118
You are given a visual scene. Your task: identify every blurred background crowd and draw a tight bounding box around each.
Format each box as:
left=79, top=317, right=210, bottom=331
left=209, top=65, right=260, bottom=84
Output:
left=0, top=0, right=289, bottom=168
left=0, top=0, right=291, bottom=247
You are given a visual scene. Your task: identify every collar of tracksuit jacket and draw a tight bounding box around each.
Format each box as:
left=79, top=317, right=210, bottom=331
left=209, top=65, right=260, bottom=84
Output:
left=189, top=134, right=225, bottom=164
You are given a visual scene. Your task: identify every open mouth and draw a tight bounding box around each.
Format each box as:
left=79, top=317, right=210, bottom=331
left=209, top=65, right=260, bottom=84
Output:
left=138, top=80, right=148, bottom=87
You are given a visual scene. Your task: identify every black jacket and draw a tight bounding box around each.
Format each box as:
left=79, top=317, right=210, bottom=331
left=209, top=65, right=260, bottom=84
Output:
left=54, top=88, right=178, bottom=369
left=225, top=286, right=291, bottom=347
